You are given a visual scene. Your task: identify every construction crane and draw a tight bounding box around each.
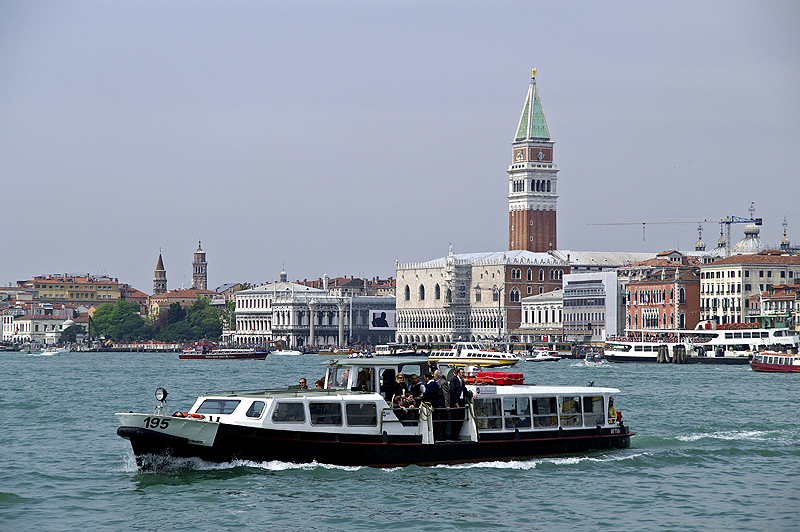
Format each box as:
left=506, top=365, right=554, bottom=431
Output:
left=587, top=202, right=762, bottom=256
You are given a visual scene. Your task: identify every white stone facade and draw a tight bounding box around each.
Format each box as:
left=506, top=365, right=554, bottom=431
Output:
left=395, top=248, right=567, bottom=343
left=233, top=278, right=395, bottom=348
left=562, top=271, right=622, bottom=343
left=518, top=288, right=563, bottom=342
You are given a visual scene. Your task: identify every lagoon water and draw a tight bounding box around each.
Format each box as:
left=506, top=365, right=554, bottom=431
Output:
left=1, top=351, right=798, bottom=532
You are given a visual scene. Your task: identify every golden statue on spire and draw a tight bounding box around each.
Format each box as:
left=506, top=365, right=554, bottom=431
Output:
left=531, top=68, right=537, bottom=79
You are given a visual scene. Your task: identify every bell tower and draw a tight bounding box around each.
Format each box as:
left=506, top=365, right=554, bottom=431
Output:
left=153, top=251, right=167, bottom=295
left=508, top=69, right=559, bottom=252
left=192, top=241, right=207, bottom=290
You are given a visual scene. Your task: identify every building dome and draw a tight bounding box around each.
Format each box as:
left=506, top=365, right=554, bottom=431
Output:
left=731, top=223, right=767, bottom=254
left=694, top=238, right=706, bottom=251
left=62, top=319, right=75, bottom=327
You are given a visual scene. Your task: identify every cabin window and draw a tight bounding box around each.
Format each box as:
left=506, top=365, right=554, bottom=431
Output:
left=504, top=397, right=531, bottom=429
left=354, top=367, right=375, bottom=391
left=245, top=401, right=266, bottom=418
left=309, top=402, right=343, bottom=426
left=345, top=402, right=378, bottom=426
left=532, top=397, right=558, bottom=428
left=196, top=399, right=241, bottom=415
left=327, top=367, right=350, bottom=388
left=272, top=401, right=305, bottom=422
left=582, top=396, right=605, bottom=426
left=474, top=397, right=502, bottom=430
left=559, top=396, right=582, bottom=427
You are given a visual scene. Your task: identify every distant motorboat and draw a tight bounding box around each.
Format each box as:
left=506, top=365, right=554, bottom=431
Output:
left=584, top=353, right=603, bottom=366
left=272, top=349, right=304, bottom=356
left=525, top=349, right=560, bottom=362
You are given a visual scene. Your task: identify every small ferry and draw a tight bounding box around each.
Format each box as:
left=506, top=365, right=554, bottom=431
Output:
left=117, top=356, right=632, bottom=469
left=749, top=351, right=800, bottom=373
left=604, top=325, right=800, bottom=364
left=525, top=349, right=560, bottom=362
left=179, top=345, right=268, bottom=360
left=428, top=342, right=520, bottom=368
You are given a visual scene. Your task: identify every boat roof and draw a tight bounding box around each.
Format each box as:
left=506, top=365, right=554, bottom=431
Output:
left=198, top=384, right=621, bottom=399
left=322, top=356, right=430, bottom=367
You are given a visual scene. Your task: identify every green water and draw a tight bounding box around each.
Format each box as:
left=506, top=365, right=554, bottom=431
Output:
left=1, top=352, right=797, bottom=531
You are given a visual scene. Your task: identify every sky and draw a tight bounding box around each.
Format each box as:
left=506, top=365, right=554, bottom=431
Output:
left=2, top=1, right=798, bottom=293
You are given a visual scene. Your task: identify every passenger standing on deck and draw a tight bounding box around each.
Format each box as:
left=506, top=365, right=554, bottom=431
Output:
left=435, top=370, right=450, bottom=440
left=449, top=367, right=467, bottom=439
left=409, top=374, right=424, bottom=399
left=422, top=372, right=439, bottom=407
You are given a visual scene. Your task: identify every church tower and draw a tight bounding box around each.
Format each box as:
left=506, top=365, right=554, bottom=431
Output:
left=192, top=241, right=207, bottom=290
left=153, top=252, right=167, bottom=295
left=508, top=69, right=559, bottom=252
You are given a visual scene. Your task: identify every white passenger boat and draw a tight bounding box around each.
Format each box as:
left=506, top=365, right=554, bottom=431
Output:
left=605, top=325, right=800, bottom=364
left=117, top=356, right=632, bottom=469
left=428, top=342, right=520, bottom=367
left=525, top=349, right=560, bottom=362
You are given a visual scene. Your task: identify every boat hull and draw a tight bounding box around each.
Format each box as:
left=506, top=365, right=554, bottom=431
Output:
left=179, top=352, right=268, bottom=360
left=749, top=361, right=800, bottom=373
left=118, top=422, right=632, bottom=469
left=604, top=353, right=750, bottom=364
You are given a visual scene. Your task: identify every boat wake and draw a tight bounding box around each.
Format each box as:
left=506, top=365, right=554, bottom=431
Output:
left=433, top=451, right=647, bottom=470
left=678, top=428, right=790, bottom=443
left=123, top=451, right=362, bottom=473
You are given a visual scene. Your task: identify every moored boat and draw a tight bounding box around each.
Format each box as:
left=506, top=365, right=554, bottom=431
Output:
left=749, top=351, right=800, bottom=373
left=117, top=356, right=632, bottom=469
left=428, top=342, right=520, bottom=368
left=179, top=346, right=268, bottom=360
left=604, top=325, right=799, bottom=364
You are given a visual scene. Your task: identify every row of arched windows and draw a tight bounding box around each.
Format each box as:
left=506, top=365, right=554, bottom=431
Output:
left=511, top=180, right=552, bottom=193
left=508, top=268, right=565, bottom=282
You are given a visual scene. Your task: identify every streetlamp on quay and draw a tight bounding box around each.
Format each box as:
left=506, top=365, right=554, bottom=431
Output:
left=492, top=285, right=504, bottom=342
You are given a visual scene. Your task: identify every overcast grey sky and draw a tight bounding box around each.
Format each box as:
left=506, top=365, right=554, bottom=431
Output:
left=2, top=1, right=798, bottom=293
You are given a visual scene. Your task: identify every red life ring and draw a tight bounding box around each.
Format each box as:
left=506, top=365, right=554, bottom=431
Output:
left=172, top=412, right=205, bottom=419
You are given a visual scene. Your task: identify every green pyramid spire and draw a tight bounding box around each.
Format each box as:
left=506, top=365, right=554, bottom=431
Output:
left=515, top=70, right=551, bottom=141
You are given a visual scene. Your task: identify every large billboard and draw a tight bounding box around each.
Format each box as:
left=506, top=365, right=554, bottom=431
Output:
left=368, top=310, right=397, bottom=330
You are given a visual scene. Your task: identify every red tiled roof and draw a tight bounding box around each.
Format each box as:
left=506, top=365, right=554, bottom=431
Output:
left=706, top=251, right=800, bottom=266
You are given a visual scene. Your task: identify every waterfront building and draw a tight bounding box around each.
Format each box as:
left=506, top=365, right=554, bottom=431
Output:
left=1, top=303, right=77, bottom=345
left=699, top=250, right=800, bottom=325
left=17, top=274, right=122, bottom=304
left=191, top=241, right=208, bottom=290
left=747, top=284, right=799, bottom=332
left=233, top=269, right=396, bottom=349
left=517, top=288, right=563, bottom=343
left=396, top=247, right=568, bottom=344
left=621, top=259, right=701, bottom=332
left=153, top=253, right=167, bottom=295
left=147, top=288, right=217, bottom=319
left=561, top=271, right=623, bottom=343
left=508, top=69, right=559, bottom=252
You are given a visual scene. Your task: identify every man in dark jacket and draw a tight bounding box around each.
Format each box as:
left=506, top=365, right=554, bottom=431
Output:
left=449, top=367, right=467, bottom=439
